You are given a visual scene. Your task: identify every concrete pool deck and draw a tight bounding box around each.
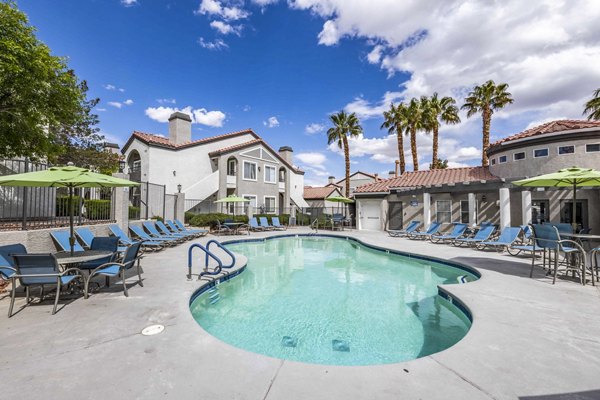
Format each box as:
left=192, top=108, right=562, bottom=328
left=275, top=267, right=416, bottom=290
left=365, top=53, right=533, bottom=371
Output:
left=1, top=228, right=599, bottom=400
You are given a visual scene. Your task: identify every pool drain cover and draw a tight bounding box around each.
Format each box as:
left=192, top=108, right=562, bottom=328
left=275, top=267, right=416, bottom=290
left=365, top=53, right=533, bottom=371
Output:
left=281, top=336, right=297, bottom=348
left=141, top=324, right=165, bottom=336
left=332, top=339, right=350, bottom=352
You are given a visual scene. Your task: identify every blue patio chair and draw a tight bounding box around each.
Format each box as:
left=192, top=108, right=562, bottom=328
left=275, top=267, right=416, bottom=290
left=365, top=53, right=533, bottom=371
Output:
left=109, top=224, right=163, bottom=252
left=547, top=222, right=573, bottom=237
left=248, top=217, right=264, bottom=231
left=142, top=221, right=184, bottom=243
left=507, top=225, right=540, bottom=256
left=10, top=253, right=83, bottom=316
left=259, top=217, right=274, bottom=230
left=453, top=225, right=496, bottom=247
left=476, top=227, right=522, bottom=252
left=430, top=223, right=467, bottom=244
left=50, top=230, right=85, bottom=252
left=78, top=236, right=119, bottom=272
left=84, top=242, right=143, bottom=298
left=173, top=219, right=208, bottom=236
left=76, top=227, right=127, bottom=253
left=388, top=221, right=421, bottom=237
left=0, top=244, right=27, bottom=287
left=530, top=224, right=588, bottom=285
left=408, top=221, right=442, bottom=240
left=130, top=225, right=176, bottom=247
left=271, top=216, right=287, bottom=230
left=156, top=220, right=194, bottom=240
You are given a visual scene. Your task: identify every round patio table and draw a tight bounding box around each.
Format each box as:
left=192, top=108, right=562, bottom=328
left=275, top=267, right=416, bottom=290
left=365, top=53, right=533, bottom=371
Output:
left=55, top=250, right=114, bottom=266
left=223, top=222, right=244, bottom=234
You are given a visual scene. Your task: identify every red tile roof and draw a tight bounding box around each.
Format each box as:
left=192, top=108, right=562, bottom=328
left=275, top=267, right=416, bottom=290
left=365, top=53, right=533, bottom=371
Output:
left=354, top=166, right=499, bottom=194
left=122, top=128, right=259, bottom=152
left=490, top=120, right=600, bottom=148
left=303, top=186, right=341, bottom=200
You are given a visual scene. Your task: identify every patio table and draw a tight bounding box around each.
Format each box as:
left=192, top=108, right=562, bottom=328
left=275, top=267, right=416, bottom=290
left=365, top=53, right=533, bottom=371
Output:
left=55, top=250, right=114, bottom=267
left=223, top=222, right=244, bottom=234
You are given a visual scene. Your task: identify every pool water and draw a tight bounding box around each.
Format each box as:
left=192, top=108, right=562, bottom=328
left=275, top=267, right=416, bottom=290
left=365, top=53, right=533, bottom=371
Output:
left=190, top=236, right=477, bottom=366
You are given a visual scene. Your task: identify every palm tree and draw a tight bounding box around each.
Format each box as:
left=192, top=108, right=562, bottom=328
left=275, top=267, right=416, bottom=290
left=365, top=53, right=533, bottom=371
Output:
left=461, top=80, right=514, bottom=166
left=327, top=111, right=363, bottom=197
left=425, top=93, right=461, bottom=169
left=583, top=88, right=600, bottom=120
left=405, top=97, right=426, bottom=171
left=381, top=103, right=407, bottom=175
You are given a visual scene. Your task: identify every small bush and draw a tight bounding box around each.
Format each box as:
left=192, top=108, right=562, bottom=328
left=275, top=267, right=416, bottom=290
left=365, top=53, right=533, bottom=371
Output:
left=188, top=213, right=250, bottom=229
left=151, top=215, right=164, bottom=222
left=184, top=211, right=196, bottom=224
left=56, top=195, right=82, bottom=216
left=129, top=206, right=140, bottom=219
left=84, top=199, right=111, bottom=220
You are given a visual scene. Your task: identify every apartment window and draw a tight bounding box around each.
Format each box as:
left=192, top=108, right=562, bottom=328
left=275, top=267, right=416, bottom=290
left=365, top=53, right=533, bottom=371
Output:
left=513, top=152, right=526, bottom=161
left=264, top=196, right=276, bottom=213
left=558, top=145, right=575, bottom=155
left=243, top=161, right=257, bottom=181
left=491, top=158, right=496, bottom=165
left=498, top=155, right=507, bottom=163
left=586, top=143, right=600, bottom=153
left=460, top=200, right=470, bottom=224
left=243, top=195, right=257, bottom=213
left=436, top=200, right=452, bottom=223
left=227, top=159, right=236, bottom=176
left=264, top=165, right=276, bottom=183
left=533, top=148, right=549, bottom=158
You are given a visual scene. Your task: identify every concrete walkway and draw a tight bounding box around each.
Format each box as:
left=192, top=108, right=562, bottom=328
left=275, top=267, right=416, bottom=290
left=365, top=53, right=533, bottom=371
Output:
left=1, top=228, right=599, bottom=400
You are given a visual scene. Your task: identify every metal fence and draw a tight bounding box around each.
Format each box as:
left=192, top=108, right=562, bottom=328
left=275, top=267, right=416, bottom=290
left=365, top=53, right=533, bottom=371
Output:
left=129, top=181, right=176, bottom=221
left=0, top=159, right=115, bottom=231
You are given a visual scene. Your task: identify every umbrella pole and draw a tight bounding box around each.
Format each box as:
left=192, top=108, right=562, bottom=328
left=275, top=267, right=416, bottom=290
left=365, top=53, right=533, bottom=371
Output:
left=69, top=186, right=75, bottom=256
left=572, top=183, right=577, bottom=231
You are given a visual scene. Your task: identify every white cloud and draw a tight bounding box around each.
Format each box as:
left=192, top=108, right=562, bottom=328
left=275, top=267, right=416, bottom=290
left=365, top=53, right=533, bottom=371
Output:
left=295, top=152, right=332, bottom=184
left=103, top=84, right=116, bottom=91
left=317, top=20, right=339, bottom=46
left=305, top=123, right=325, bottom=134
left=123, top=99, right=134, bottom=106
left=242, top=105, right=251, bottom=112
left=263, top=116, right=280, bottom=128
left=344, top=91, right=403, bottom=120
left=210, top=20, right=241, bottom=35
left=121, top=0, right=137, bottom=6
left=367, top=44, right=384, bottom=64
left=195, top=0, right=250, bottom=21
left=107, top=101, right=122, bottom=109
left=97, top=108, right=107, bottom=112
left=252, top=0, right=278, bottom=6
left=157, top=98, right=176, bottom=104
left=198, top=37, right=228, bottom=50
left=296, top=152, right=327, bottom=166
left=145, top=106, right=226, bottom=127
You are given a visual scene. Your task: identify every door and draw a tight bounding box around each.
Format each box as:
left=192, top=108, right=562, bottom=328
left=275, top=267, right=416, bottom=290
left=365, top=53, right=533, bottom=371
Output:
left=560, top=200, right=588, bottom=230
left=359, top=200, right=382, bottom=231
left=388, top=202, right=403, bottom=230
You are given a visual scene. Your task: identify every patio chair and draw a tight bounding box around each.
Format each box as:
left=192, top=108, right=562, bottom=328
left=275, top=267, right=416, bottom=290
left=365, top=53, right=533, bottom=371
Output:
left=453, top=225, right=496, bottom=247
left=130, top=225, right=176, bottom=247
left=248, top=217, right=264, bottom=231
left=529, top=224, right=589, bottom=285
left=84, top=242, right=143, bottom=298
left=430, top=223, right=467, bottom=244
left=271, top=217, right=287, bottom=230
left=476, top=227, right=522, bottom=252
left=507, top=225, right=541, bottom=256
left=165, top=220, right=204, bottom=237
left=388, top=221, right=421, bottom=237
left=0, top=244, right=27, bottom=286
left=156, top=220, right=194, bottom=240
left=592, top=246, right=600, bottom=283
left=259, top=217, right=274, bottom=230
left=142, top=221, right=185, bottom=243
left=109, top=224, right=164, bottom=252
left=50, top=230, right=85, bottom=252
left=173, top=219, right=208, bottom=237
left=76, top=227, right=127, bottom=253
left=78, top=236, right=120, bottom=272
left=10, top=254, right=83, bottom=316
left=214, top=220, right=233, bottom=235
left=408, top=221, right=442, bottom=240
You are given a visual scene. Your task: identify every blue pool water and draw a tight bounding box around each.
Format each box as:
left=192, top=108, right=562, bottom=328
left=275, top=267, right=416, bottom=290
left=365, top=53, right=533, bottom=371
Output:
left=190, top=236, right=477, bottom=366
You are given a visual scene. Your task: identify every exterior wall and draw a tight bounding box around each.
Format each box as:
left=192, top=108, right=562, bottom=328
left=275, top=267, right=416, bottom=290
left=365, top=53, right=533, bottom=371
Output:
left=124, top=140, right=150, bottom=182
left=337, top=173, right=377, bottom=196
left=489, top=134, right=600, bottom=179
left=356, top=198, right=387, bottom=230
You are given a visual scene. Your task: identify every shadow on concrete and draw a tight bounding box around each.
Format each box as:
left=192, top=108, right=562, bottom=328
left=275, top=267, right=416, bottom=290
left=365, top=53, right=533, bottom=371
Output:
left=519, top=389, right=600, bottom=399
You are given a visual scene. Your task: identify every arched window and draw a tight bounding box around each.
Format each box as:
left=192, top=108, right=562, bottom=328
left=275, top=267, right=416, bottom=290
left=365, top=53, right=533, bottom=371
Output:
left=279, top=167, right=286, bottom=183
left=227, top=157, right=237, bottom=176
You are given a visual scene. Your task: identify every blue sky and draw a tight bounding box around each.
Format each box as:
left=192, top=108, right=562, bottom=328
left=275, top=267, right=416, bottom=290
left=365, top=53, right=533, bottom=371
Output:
left=21, top=0, right=600, bottom=185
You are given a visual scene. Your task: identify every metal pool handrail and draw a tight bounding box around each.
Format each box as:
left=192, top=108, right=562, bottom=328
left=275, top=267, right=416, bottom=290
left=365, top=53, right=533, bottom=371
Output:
left=206, top=240, right=236, bottom=269
left=188, top=243, right=223, bottom=280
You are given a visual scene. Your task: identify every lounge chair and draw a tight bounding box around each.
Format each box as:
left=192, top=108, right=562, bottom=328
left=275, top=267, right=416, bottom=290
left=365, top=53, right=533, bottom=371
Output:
left=10, top=254, right=83, bottom=316
left=76, top=227, right=127, bottom=253
left=50, top=230, right=85, bottom=252
left=430, top=223, right=467, bottom=244
left=248, top=217, right=264, bottom=231
left=387, top=221, right=420, bottom=237
left=142, top=221, right=184, bottom=243
left=166, top=220, right=203, bottom=237
left=408, top=221, right=442, bottom=240
left=0, top=244, right=27, bottom=288
left=173, top=219, right=208, bottom=237
left=84, top=242, right=143, bottom=298
left=476, top=227, right=521, bottom=251
left=156, top=220, right=194, bottom=240
left=453, top=225, right=496, bottom=247
left=507, top=225, right=539, bottom=256
left=259, top=217, right=274, bottom=230
left=271, top=217, right=287, bottom=230
left=130, top=225, right=176, bottom=247
left=109, top=224, right=164, bottom=252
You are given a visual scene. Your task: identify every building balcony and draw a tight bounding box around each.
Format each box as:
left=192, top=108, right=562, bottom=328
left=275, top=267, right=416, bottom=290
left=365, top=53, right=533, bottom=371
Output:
left=279, top=181, right=285, bottom=192
left=129, top=170, right=141, bottom=182
left=227, top=175, right=236, bottom=188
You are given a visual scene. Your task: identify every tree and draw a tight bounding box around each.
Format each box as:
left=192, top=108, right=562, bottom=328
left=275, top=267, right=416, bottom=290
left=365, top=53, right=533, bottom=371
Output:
left=424, top=93, right=460, bottom=169
left=0, top=1, right=113, bottom=171
left=429, top=158, right=448, bottom=169
left=327, top=111, right=363, bottom=198
left=583, top=88, right=600, bottom=120
left=405, top=97, right=426, bottom=171
left=461, top=80, right=513, bottom=167
left=381, top=102, right=407, bottom=175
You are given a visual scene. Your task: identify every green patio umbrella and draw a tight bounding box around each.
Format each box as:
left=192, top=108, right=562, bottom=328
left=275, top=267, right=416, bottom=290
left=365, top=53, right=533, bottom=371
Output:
left=326, top=195, right=354, bottom=204
left=0, top=164, right=139, bottom=255
left=214, top=194, right=250, bottom=215
left=513, top=166, right=600, bottom=229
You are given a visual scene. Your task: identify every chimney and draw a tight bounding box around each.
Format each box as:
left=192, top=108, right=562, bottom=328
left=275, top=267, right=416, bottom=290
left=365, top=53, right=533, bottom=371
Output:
left=395, top=160, right=400, bottom=177
left=328, top=176, right=335, bottom=184
left=278, top=146, right=293, bottom=165
left=374, top=173, right=378, bottom=180
left=169, top=112, right=192, bottom=145
left=388, top=171, right=396, bottom=178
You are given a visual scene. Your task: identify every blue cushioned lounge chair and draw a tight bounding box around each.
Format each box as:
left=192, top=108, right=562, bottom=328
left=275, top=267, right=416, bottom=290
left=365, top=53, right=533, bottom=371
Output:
left=50, top=230, right=85, bottom=252
left=156, top=220, right=194, bottom=240
left=84, top=242, right=143, bottom=298
left=10, top=254, right=83, bottom=316
left=130, top=225, right=176, bottom=247
left=109, top=224, right=163, bottom=252
left=142, top=221, right=184, bottom=243
left=271, top=217, right=287, bottom=230
left=0, top=244, right=27, bottom=289
left=388, top=221, right=421, bottom=237
left=453, top=225, right=496, bottom=247
left=248, top=217, right=264, bottom=231
left=476, top=227, right=521, bottom=251
left=173, top=220, right=208, bottom=237
left=430, top=223, right=467, bottom=244
left=76, top=227, right=127, bottom=253
left=259, top=217, right=274, bottom=230
left=408, top=221, right=442, bottom=240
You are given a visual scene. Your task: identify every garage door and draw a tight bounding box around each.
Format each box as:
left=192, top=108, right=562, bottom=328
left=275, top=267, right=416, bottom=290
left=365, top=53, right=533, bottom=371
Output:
left=360, top=200, right=382, bottom=231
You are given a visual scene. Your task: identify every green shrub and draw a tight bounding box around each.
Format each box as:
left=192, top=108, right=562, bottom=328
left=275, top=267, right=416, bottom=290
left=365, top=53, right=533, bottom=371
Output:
left=188, top=213, right=249, bottom=229
left=128, top=206, right=140, bottom=219
left=151, top=215, right=164, bottom=222
left=84, top=199, right=111, bottom=220
left=184, top=211, right=196, bottom=223
left=56, top=195, right=81, bottom=216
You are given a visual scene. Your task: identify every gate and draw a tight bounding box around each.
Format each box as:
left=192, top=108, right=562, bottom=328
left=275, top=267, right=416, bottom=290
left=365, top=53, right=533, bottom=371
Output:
left=388, top=201, right=403, bottom=230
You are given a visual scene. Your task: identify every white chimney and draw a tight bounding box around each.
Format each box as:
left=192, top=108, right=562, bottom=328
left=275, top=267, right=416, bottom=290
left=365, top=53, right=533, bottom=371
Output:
left=278, top=146, right=293, bottom=164
left=388, top=171, right=396, bottom=178
left=169, top=112, right=192, bottom=145
left=328, top=176, right=336, bottom=184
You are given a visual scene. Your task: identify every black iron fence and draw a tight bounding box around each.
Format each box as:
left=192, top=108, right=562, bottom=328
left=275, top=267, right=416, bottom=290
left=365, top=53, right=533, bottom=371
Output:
left=0, top=159, right=115, bottom=231
left=129, top=181, right=176, bottom=221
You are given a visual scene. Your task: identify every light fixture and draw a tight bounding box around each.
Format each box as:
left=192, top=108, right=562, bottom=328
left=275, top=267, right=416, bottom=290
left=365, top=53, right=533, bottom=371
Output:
left=118, top=159, right=126, bottom=173
left=481, top=194, right=487, bottom=202
left=177, top=184, right=182, bottom=193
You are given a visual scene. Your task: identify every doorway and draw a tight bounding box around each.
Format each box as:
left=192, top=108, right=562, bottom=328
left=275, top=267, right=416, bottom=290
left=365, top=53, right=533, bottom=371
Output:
left=532, top=200, right=549, bottom=224
left=560, top=200, right=588, bottom=230
left=388, top=202, right=403, bottom=230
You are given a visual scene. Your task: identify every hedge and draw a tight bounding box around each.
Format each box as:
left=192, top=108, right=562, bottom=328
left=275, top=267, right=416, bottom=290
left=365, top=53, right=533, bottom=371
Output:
left=129, top=206, right=140, bottom=219
left=56, top=196, right=111, bottom=220
left=189, top=213, right=248, bottom=229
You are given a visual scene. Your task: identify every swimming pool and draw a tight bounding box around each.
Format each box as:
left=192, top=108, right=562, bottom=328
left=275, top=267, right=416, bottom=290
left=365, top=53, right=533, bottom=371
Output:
left=189, top=236, right=478, bottom=366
